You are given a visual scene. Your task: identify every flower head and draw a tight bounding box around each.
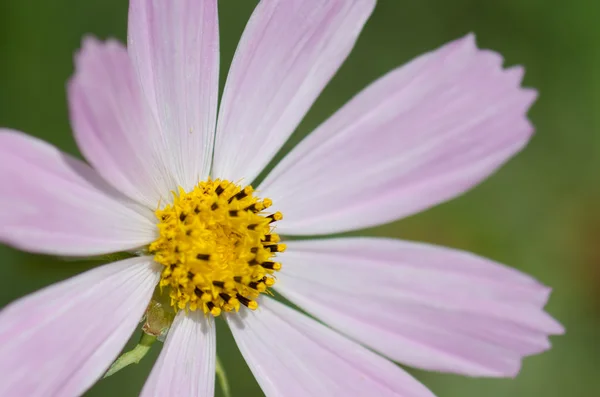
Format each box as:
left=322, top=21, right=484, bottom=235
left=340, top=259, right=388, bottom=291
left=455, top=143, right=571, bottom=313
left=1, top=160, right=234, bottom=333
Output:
left=151, top=180, right=283, bottom=315
left=0, top=0, right=563, bottom=396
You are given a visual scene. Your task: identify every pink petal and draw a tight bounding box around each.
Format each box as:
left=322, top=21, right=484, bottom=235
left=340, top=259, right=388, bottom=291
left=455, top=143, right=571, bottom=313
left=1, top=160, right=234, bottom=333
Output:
left=276, top=238, right=564, bottom=378
left=141, top=311, right=216, bottom=397
left=226, top=297, right=435, bottom=397
left=127, top=0, right=219, bottom=191
left=0, top=257, right=160, bottom=396
left=69, top=37, right=179, bottom=208
left=259, top=34, right=537, bottom=235
left=212, top=0, right=375, bottom=183
left=0, top=130, right=156, bottom=256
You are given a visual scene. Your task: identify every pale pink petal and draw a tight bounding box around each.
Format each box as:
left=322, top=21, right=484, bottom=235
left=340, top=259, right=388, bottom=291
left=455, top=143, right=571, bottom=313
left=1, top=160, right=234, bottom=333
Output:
left=0, top=257, right=160, bottom=397
left=276, top=238, right=564, bottom=378
left=226, top=297, right=435, bottom=397
left=0, top=130, right=156, bottom=256
left=127, top=0, right=219, bottom=191
left=141, top=311, right=216, bottom=397
left=259, top=34, right=537, bottom=235
left=212, top=0, right=375, bottom=183
left=69, top=37, right=178, bottom=208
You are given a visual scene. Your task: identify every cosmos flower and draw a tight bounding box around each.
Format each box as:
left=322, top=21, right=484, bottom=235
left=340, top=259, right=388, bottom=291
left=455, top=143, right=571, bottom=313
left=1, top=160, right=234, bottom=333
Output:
left=0, top=0, right=563, bottom=396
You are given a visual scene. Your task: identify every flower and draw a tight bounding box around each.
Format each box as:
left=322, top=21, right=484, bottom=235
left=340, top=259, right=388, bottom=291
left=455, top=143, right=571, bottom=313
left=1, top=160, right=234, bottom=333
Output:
left=0, top=0, right=563, bottom=396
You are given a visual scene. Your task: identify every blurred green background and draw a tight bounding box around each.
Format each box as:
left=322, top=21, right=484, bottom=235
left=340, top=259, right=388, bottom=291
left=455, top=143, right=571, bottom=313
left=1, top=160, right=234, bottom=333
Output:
left=1, top=0, right=599, bottom=396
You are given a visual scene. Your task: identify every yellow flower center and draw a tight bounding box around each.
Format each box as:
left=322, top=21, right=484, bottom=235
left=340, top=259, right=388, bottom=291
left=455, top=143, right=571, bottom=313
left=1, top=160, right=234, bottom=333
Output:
left=149, top=179, right=284, bottom=317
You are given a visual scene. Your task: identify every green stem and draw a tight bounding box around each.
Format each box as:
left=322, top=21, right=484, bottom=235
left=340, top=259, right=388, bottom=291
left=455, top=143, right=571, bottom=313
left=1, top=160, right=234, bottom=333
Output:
left=103, top=333, right=157, bottom=378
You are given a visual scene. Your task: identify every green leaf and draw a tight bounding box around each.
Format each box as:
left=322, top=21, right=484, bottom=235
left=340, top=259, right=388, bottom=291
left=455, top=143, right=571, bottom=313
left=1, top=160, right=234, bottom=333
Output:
left=216, top=355, right=232, bottom=397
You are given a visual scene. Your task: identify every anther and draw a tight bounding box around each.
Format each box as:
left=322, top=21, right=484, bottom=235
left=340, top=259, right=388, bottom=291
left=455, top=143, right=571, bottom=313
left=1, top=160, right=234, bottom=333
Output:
left=219, top=293, right=232, bottom=302
left=179, top=213, right=187, bottom=222
left=215, top=185, right=225, bottom=196
left=211, top=203, right=219, bottom=210
left=264, top=277, right=275, bottom=287
left=206, top=302, right=221, bottom=316
left=265, top=244, right=286, bottom=253
left=196, top=253, right=210, bottom=261
left=248, top=281, right=267, bottom=292
left=247, top=224, right=258, bottom=230
left=229, top=210, right=239, bottom=217
left=250, top=247, right=259, bottom=253
left=245, top=203, right=261, bottom=213
left=236, top=294, right=257, bottom=310
left=236, top=294, right=258, bottom=310
left=228, top=186, right=253, bottom=203
left=213, top=280, right=225, bottom=288
left=267, top=212, right=283, bottom=223
left=261, top=261, right=282, bottom=270
left=248, top=258, right=259, bottom=266
left=237, top=294, right=250, bottom=306
left=261, top=261, right=275, bottom=269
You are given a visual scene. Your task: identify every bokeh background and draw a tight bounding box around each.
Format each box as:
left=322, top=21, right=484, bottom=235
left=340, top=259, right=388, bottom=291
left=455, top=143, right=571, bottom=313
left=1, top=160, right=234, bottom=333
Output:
left=1, top=0, right=599, bottom=396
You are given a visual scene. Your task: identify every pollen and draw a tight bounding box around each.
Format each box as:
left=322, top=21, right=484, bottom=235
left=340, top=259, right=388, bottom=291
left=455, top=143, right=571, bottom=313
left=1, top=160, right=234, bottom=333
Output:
left=149, top=179, right=284, bottom=317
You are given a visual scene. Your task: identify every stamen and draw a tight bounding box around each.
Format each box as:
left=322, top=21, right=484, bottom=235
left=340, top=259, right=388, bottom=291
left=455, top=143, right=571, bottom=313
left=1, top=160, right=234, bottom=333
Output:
left=248, top=281, right=267, bottom=292
left=267, top=212, right=283, bottom=223
left=265, top=244, right=286, bottom=253
left=260, top=261, right=282, bottom=271
left=228, top=186, right=253, bottom=203
left=219, top=293, right=232, bottom=302
left=262, top=234, right=280, bottom=243
left=237, top=294, right=258, bottom=310
left=150, top=178, right=283, bottom=317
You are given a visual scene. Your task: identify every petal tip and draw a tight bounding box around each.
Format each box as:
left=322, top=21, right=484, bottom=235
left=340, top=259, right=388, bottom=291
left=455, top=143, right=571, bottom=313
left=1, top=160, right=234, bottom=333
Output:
left=78, top=35, right=103, bottom=57
left=548, top=318, right=566, bottom=335
left=467, top=31, right=477, bottom=43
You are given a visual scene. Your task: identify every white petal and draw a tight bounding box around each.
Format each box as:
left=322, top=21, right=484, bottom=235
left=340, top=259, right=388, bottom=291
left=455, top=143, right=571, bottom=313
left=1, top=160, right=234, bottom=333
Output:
left=69, top=37, right=179, bottom=208
left=141, top=311, right=216, bottom=397
left=276, top=238, right=564, bottom=377
left=128, top=0, right=220, bottom=190
left=212, top=0, right=375, bottom=183
left=0, top=257, right=160, bottom=396
left=226, top=297, right=435, bottom=397
left=259, top=34, right=536, bottom=235
left=0, top=130, right=156, bottom=256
